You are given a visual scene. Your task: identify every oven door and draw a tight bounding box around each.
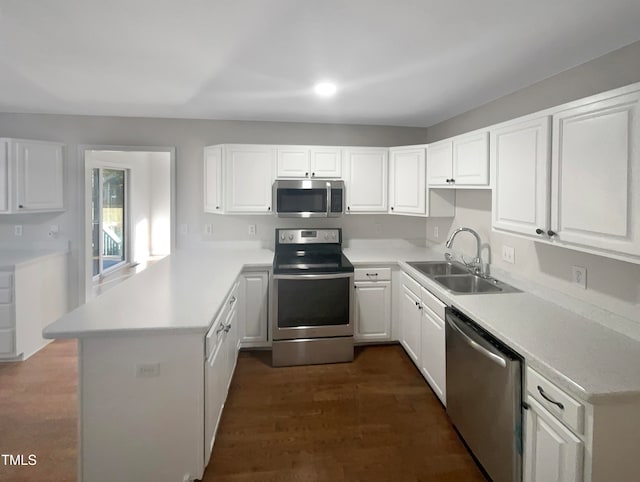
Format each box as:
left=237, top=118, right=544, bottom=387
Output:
left=272, top=273, right=354, bottom=340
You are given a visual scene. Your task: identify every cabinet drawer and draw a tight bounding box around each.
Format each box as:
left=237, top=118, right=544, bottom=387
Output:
left=401, top=272, right=421, bottom=297
left=0, top=304, right=14, bottom=329
left=527, top=367, right=584, bottom=434
left=0, top=288, right=11, bottom=304
left=0, top=328, right=15, bottom=355
left=354, top=267, right=391, bottom=282
left=420, top=287, right=446, bottom=320
left=0, top=272, right=12, bottom=289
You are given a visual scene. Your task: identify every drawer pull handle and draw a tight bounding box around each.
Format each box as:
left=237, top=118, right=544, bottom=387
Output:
left=537, top=385, right=564, bottom=410
left=229, top=296, right=236, bottom=305
left=224, top=323, right=232, bottom=333
left=215, top=324, right=226, bottom=335
left=365, top=273, right=378, bottom=277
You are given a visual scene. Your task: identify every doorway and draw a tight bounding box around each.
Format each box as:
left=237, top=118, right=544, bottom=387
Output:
left=83, top=147, right=174, bottom=301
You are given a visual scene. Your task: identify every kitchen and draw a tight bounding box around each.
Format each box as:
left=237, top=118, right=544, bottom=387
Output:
left=1, top=2, right=640, bottom=482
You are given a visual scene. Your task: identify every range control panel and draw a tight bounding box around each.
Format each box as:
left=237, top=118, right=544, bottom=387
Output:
left=276, top=229, right=341, bottom=245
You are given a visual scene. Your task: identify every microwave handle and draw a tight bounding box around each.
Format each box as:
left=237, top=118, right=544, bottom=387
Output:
left=326, top=184, right=331, bottom=217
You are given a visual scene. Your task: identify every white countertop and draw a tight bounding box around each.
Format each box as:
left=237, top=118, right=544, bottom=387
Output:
left=0, top=249, right=68, bottom=269
left=43, top=248, right=273, bottom=338
left=44, top=243, right=640, bottom=403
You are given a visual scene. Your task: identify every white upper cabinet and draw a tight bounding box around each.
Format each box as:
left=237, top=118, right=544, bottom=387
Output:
left=427, top=131, right=489, bottom=187
left=204, top=144, right=275, bottom=215
left=343, top=148, right=388, bottom=213
left=389, top=146, right=426, bottom=215
left=491, top=116, right=551, bottom=238
left=550, top=89, right=640, bottom=258
left=0, top=139, right=64, bottom=214
left=276, top=146, right=341, bottom=178
left=203, top=146, right=223, bottom=214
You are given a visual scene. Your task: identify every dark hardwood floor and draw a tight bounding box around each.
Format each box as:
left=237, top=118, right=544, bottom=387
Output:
left=0, top=342, right=486, bottom=482
left=0, top=340, right=77, bottom=482
left=204, top=345, right=487, bottom=482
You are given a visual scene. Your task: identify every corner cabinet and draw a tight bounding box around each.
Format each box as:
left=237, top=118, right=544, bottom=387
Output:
left=204, top=144, right=275, bottom=215
left=0, top=138, right=64, bottom=214
left=427, top=130, right=489, bottom=187
left=354, top=267, right=391, bottom=342
left=343, top=148, right=389, bottom=214
left=389, top=146, right=426, bottom=215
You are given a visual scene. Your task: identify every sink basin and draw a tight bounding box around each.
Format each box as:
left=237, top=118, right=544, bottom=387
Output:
left=433, top=274, right=520, bottom=295
left=407, top=261, right=468, bottom=277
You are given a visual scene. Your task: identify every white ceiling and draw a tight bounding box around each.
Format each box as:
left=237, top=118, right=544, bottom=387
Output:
left=1, top=0, right=640, bottom=127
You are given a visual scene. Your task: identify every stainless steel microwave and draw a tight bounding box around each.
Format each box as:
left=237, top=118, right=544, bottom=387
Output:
left=273, top=179, right=344, bottom=218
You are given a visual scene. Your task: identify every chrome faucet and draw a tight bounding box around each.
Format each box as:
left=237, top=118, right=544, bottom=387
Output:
left=446, top=227, right=483, bottom=275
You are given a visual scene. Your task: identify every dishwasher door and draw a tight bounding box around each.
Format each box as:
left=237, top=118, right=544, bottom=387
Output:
left=445, top=308, right=522, bottom=482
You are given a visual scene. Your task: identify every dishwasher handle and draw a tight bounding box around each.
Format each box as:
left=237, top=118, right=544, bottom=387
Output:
left=446, top=311, right=507, bottom=368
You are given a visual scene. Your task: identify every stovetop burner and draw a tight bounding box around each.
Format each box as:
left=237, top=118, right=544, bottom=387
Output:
left=273, top=228, right=354, bottom=275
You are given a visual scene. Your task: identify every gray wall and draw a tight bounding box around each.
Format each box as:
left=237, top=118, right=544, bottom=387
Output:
left=0, top=114, right=427, bottom=307
left=426, top=41, right=640, bottom=323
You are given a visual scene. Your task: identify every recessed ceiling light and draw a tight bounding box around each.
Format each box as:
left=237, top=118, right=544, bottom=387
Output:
left=314, top=82, right=337, bottom=97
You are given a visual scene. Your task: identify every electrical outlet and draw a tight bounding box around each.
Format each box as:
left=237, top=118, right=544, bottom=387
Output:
left=433, top=226, right=439, bottom=239
left=135, top=363, right=160, bottom=378
left=14, top=225, right=23, bottom=236
left=572, top=266, right=587, bottom=289
left=204, top=224, right=213, bottom=235
left=502, top=245, right=515, bottom=264
left=179, top=224, right=188, bottom=235
left=248, top=224, right=256, bottom=236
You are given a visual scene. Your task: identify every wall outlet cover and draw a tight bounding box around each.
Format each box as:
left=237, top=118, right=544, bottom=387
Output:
left=572, top=266, right=587, bottom=289
left=433, top=226, right=439, bottom=239
left=502, top=245, right=515, bottom=264
left=204, top=224, right=213, bottom=235
left=179, top=224, right=188, bottom=235
left=136, top=363, right=160, bottom=378
left=14, top=225, right=23, bottom=236
left=248, top=224, right=256, bottom=236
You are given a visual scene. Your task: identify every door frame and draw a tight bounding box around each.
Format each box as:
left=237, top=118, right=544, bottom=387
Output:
left=79, top=145, right=176, bottom=303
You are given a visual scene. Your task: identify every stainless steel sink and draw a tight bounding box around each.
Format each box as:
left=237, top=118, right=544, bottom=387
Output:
left=433, top=274, right=520, bottom=295
left=407, top=261, right=468, bottom=277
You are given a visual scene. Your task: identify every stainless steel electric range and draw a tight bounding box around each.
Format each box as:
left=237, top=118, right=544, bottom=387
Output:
left=271, top=228, right=354, bottom=367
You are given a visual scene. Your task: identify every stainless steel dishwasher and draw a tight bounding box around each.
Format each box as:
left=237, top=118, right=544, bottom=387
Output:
left=445, top=307, right=523, bottom=482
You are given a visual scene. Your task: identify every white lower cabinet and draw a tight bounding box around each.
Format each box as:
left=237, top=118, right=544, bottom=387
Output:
left=354, top=268, right=391, bottom=342
left=524, top=396, right=583, bottom=482
left=419, top=304, right=446, bottom=405
left=400, top=281, right=421, bottom=364
left=240, top=271, right=269, bottom=347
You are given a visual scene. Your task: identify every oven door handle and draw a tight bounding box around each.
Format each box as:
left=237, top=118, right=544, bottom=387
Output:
left=273, top=273, right=353, bottom=280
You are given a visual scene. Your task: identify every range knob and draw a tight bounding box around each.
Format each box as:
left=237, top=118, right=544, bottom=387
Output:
left=324, top=233, right=330, bottom=240
left=280, top=233, right=286, bottom=241
left=331, top=233, right=337, bottom=240
left=288, top=234, right=294, bottom=240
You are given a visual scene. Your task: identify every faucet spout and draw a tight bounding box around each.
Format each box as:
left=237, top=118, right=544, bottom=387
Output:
left=445, top=227, right=483, bottom=274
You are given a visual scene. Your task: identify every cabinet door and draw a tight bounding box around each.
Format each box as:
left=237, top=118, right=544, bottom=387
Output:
left=524, top=397, right=583, bottom=482
left=427, top=140, right=453, bottom=186
left=389, top=147, right=426, bottom=215
left=276, top=146, right=310, bottom=178
left=344, top=148, right=388, bottom=213
left=551, top=90, right=640, bottom=257
left=400, top=285, right=421, bottom=364
left=452, top=131, right=489, bottom=185
left=241, top=272, right=268, bottom=346
left=491, top=116, right=551, bottom=237
left=225, top=306, right=239, bottom=388
left=310, top=147, right=341, bottom=178
left=204, top=146, right=224, bottom=213
left=420, top=306, right=446, bottom=405
left=225, top=145, right=275, bottom=214
left=15, top=140, right=64, bottom=212
left=354, top=281, right=391, bottom=342
left=204, top=336, right=225, bottom=465
left=0, top=140, right=8, bottom=213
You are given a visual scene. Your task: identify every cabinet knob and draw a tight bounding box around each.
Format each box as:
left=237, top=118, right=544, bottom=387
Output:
left=390, top=206, right=394, bottom=211
left=305, top=172, right=309, bottom=177
left=547, top=230, right=557, bottom=237
left=267, top=206, right=271, bottom=211
left=535, top=228, right=544, bottom=235
left=18, top=205, right=24, bottom=208
left=415, top=301, right=419, bottom=306
left=312, top=172, right=315, bottom=177
left=215, top=206, right=220, bottom=210
left=347, top=206, right=350, bottom=211
left=450, top=178, right=455, bottom=183
left=445, top=179, right=451, bottom=183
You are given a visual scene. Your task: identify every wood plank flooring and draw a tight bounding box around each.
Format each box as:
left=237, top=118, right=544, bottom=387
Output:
left=0, top=342, right=487, bottom=482
left=0, top=340, right=77, bottom=482
left=203, top=345, right=487, bottom=482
